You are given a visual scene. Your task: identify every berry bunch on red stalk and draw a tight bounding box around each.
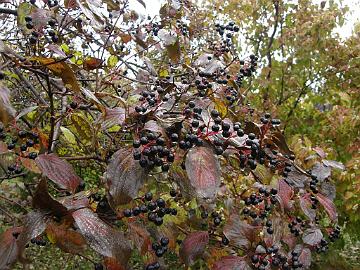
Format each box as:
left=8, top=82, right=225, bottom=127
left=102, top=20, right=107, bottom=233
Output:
left=0, top=0, right=344, bottom=269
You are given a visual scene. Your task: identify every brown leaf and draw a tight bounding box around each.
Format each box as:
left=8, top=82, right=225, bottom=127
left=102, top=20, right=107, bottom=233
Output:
left=302, top=228, right=323, bottom=246
left=104, top=257, right=127, bottom=270
left=20, top=157, right=40, bottom=174
left=316, top=193, right=338, bottom=221
left=135, top=0, right=146, bottom=8
left=223, top=214, right=258, bottom=249
left=213, top=256, right=251, bottom=270
left=32, top=178, right=70, bottom=218
left=72, top=208, right=131, bottom=266
left=35, top=153, right=81, bottom=193
left=0, top=227, right=24, bottom=270
left=180, top=231, right=209, bottom=266
left=46, top=222, right=86, bottom=254
left=31, top=57, right=80, bottom=92
left=185, top=146, right=221, bottom=199
left=83, top=57, right=103, bottom=71
left=166, top=39, right=181, bottom=63
left=128, top=223, right=151, bottom=255
left=105, top=147, right=146, bottom=207
left=271, top=130, right=294, bottom=156
left=119, top=32, right=132, bottom=43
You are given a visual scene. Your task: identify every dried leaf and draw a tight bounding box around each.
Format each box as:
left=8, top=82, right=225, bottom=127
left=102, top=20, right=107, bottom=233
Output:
left=105, top=147, right=146, bottom=207
left=72, top=208, right=131, bottom=265
left=302, top=228, right=323, bottom=246
left=83, top=57, right=103, bottom=71
left=180, top=231, right=209, bottom=266
left=185, top=146, right=221, bottom=199
left=20, top=157, right=41, bottom=174
left=46, top=223, right=86, bottom=254
left=31, top=57, right=80, bottom=92
left=35, top=153, right=81, bottom=193
left=0, top=82, right=16, bottom=125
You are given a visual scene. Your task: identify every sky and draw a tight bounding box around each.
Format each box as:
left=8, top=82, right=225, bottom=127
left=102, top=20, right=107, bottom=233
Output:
left=128, top=0, right=360, bottom=39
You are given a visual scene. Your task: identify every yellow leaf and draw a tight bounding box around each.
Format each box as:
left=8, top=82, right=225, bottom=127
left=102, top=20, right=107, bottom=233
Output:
left=108, top=55, right=118, bottom=68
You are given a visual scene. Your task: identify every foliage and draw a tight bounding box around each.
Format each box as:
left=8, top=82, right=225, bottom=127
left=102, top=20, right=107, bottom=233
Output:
left=0, top=0, right=358, bottom=269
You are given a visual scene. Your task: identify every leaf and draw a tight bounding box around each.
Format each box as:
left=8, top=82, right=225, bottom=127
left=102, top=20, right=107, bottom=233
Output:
left=179, top=231, right=209, bottom=266
left=108, top=55, right=119, bottom=68
left=0, top=227, right=24, bottom=270
left=166, top=39, right=181, bottom=63
left=213, top=256, right=252, bottom=270
left=46, top=223, right=86, bottom=254
left=271, top=130, right=294, bottom=155
left=320, top=182, right=336, bottom=201
left=299, top=194, right=316, bottom=221
left=31, top=57, right=80, bottom=92
left=105, top=147, right=146, bottom=207
left=322, top=160, right=345, bottom=171
left=35, top=153, right=82, bottom=193
left=104, top=257, right=127, bottom=270
left=32, top=178, right=70, bottom=218
left=316, top=193, right=338, bottom=221
left=101, top=107, right=126, bottom=130
left=128, top=223, right=151, bottom=255
left=277, top=179, right=293, bottom=211
left=299, top=247, right=312, bottom=269
left=302, top=228, right=323, bottom=246
left=285, top=168, right=309, bottom=188
left=83, top=57, right=103, bottom=71
left=15, top=106, right=38, bottom=121
left=60, top=127, right=77, bottom=145
left=0, top=82, right=16, bottom=125
left=158, top=29, right=177, bottom=46
left=311, top=162, right=331, bottom=182
left=20, top=157, right=41, bottom=174
left=72, top=208, right=131, bottom=265
left=71, top=113, right=93, bottom=142
left=223, top=214, right=258, bottom=249
left=75, top=0, right=104, bottom=29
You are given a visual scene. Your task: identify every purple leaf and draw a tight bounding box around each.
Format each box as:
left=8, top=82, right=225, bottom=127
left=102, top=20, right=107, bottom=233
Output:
left=223, top=214, right=258, bottom=249
left=322, top=160, right=345, bottom=171
left=105, top=147, right=146, bottom=207
left=35, top=153, right=81, bottom=193
left=302, top=228, right=323, bottom=246
left=311, top=162, right=331, bottom=182
left=101, top=107, right=125, bottom=130
left=185, top=146, right=221, bottom=199
left=299, top=247, right=312, bottom=268
left=285, top=168, right=309, bottom=188
left=213, top=256, right=252, bottom=270
left=277, top=179, right=293, bottom=211
left=180, top=231, right=209, bottom=266
left=72, top=208, right=131, bottom=266
left=299, top=194, right=316, bottom=221
left=0, top=227, right=24, bottom=270
left=316, top=193, right=338, bottom=221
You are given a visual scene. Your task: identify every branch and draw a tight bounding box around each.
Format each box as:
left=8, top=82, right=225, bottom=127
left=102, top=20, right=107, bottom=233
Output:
left=51, top=95, right=67, bottom=152
left=0, top=8, right=17, bottom=16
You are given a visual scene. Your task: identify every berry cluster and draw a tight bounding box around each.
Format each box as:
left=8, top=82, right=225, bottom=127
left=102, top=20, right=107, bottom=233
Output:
left=152, top=237, right=169, bottom=257
left=176, top=19, right=189, bottom=36
left=25, top=15, right=58, bottom=45
left=123, top=192, right=177, bottom=226
left=132, top=132, right=174, bottom=172
left=329, top=226, right=341, bottom=242
left=145, top=261, right=160, bottom=270
left=242, top=187, right=278, bottom=226
left=288, top=217, right=306, bottom=237
left=30, top=237, right=46, bottom=246
left=200, top=210, right=223, bottom=227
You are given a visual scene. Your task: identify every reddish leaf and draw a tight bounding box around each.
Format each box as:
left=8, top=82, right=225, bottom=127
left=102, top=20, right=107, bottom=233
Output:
left=46, top=223, right=86, bottom=254
left=104, top=257, right=127, bottom=270
left=213, top=256, right=251, bottom=270
left=83, top=57, right=103, bottom=71
left=35, top=153, right=81, bottom=193
left=20, top=157, right=40, bottom=174
left=316, top=193, right=338, bottom=221
left=60, top=192, right=90, bottom=211
left=264, top=215, right=283, bottom=246
left=128, top=223, right=151, bottom=255
left=302, top=228, right=323, bottom=246
left=0, top=227, right=24, bottom=270
left=72, top=208, right=131, bottom=265
left=277, top=179, right=293, bottom=211
left=101, top=107, right=126, bottom=130
left=299, top=194, right=316, bottom=221
left=223, top=214, right=258, bottom=249
left=105, top=147, right=146, bottom=207
left=180, top=231, right=209, bottom=266
left=0, top=82, right=16, bottom=125
left=299, top=247, right=312, bottom=269
left=185, top=146, right=221, bottom=199
left=32, top=178, right=69, bottom=218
